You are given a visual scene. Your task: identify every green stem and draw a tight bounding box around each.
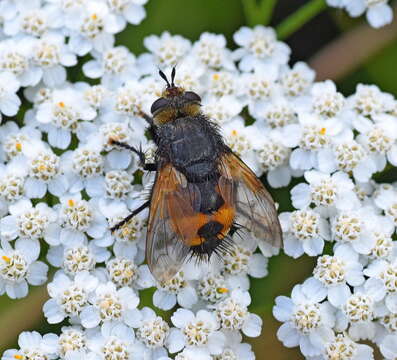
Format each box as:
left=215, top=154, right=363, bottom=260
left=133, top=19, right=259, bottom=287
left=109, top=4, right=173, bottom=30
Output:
left=242, top=0, right=262, bottom=27
left=276, top=0, right=327, bottom=40
left=242, top=0, right=279, bottom=27
left=260, top=0, right=278, bottom=26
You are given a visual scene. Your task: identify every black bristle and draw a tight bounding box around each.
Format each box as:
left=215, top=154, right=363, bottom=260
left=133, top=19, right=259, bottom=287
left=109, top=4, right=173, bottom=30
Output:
left=188, top=229, right=236, bottom=264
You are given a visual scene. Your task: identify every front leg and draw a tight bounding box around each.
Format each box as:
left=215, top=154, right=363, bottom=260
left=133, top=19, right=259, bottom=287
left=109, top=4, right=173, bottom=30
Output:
left=139, top=111, right=154, bottom=127
left=111, top=200, right=150, bottom=232
left=109, top=139, right=157, bottom=171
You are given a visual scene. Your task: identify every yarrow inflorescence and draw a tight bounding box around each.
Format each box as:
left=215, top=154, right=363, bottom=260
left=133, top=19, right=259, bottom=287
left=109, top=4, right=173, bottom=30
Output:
left=0, top=1, right=397, bottom=359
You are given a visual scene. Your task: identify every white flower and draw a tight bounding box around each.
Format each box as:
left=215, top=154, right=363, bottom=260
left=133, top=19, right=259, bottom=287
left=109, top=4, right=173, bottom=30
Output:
left=221, top=118, right=260, bottom=173
left=322, top=332, right=374, bottom=360
left=0, top=71, right=21, bottom=116
left=31, top=33, right=77, bottom=87
left=239, top=67, right=279, bottom=115
left=136, top=307, right=170, bottom=350
left=104, top=80, right=149, bottom=129
left=4, top=4, right=61, bottom=38
left=216, top=331, right=255, bottom=360
left=82, top=84, right=111, bottom=110
left=0, top=199, right=56, bottom=241
left=143, top=31, right=191, bottom=68
left=291, top=170, right=359, bottom=215
left=367, top=217, right=395, bottom=260
left=280, top=209, right=330, bottom=258
left=205, top=71, right=237, bottom=97
left=364, top=259, right=397, bottom=313
left=168, top=308, right=224, bottom=354
left=87, top=321, right=145, bottom=358
left=288, top=113, right=353, bottom=173
left=273, top=278, right=335, bottom=357
left=349, top=83, right=394, bottom=116
left=201, top=95, right=243, bottom=126
left=47, top=242, right=108, bottom=274
left=327, top=0, right=393, bottom=28
left=328, top=140, right=378, bottom=182
left=380, top=333, right=397, bottom=359
left=173, top=347, right=212, bottom=360
left=233, top=26, right=290, bottom=71
left=80, top=281, right=139, bottom=328
left=312, top=244, right=364, bottom=307
left=26, top=149, right=62, bottom=198
left=153, top=269, right=198, bottom=311
left=279, top=62, right=315, bottom=97
left=215, top=289, right=262, bottom=337
left=0, top=163, right=29, bottom=211
left=4, top=138, right=63, bottom=198
left=2, top=331, right=58, bottom=360
left=36, top=88, right=97, bottom=149
left=355, top=114, right=397, bottom=167
left=310, top=80, right=346, bottom=119
left=192, top=32, right=234, bottom=70
left=373, top=187, right=397, bottom=226
left=43, top=270, right=99, bottom=324
left=97, top=198, right=147, bottom=259
left=340, top=291, right=377, bottom=341
left=197, top=273, right=229, bottom=304
left=221, top=231, right=268, bottom=281
left=330, top=209, right=384, bottom=254
left=83, top=45, right=137, bottom=89
left=347, top=0, right=393, bottom=28
left=58, top=326, right=87, bottom=358
left=103, top=170, right=134, bottom=200
left=95, top=121, right=136, bottom=170
left=255, top=95, right=297, bottom=129
left=105, top=251, right=154, bottom=290
left=0, top=238, right=48, bottom=298
left=67, top=2, right=121, bottom=55
left=107, top=0, right=148, bottom=27
left=256, top=134, right=292, bottom=188
left=55, top=194, right=108, bottom=245
left=0, top=122, right=41, bottom=162
left=0, top=39, right=40, bottom=87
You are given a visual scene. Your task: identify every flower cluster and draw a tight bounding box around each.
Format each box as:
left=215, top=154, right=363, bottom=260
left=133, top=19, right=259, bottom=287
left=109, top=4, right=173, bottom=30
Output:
left=0, top=0, right=396, bottom=358
left=326, top=0, right=394, bottom=28
left=273, top=90, right=397, bottom=358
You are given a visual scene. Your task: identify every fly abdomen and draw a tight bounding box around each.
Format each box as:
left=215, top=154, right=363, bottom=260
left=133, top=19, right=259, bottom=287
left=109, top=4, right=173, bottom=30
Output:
left=195, top=179, right=224, bottom=213
left=184, top=162, right=217, bottom=181
left=197, top=221, right=223, bottom=238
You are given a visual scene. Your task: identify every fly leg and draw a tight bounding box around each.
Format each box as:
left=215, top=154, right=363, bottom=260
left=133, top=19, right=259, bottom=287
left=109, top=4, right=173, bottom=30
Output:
left=109, top=139, right=156, bottom=171
left=139, top=111, right=154, bottom=126
left=110, top=200, right=150, bottom=232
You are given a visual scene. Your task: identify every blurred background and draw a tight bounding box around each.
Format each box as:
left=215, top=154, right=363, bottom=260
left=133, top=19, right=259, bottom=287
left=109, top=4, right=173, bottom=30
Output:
left=1, top=0, right=397, bottom=358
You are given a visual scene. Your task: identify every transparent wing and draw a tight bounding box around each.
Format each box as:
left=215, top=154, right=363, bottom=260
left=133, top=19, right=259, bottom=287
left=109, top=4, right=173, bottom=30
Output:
left=220, top=152, right=283, bottom=249
left=146, top=163, right=200, bottom=283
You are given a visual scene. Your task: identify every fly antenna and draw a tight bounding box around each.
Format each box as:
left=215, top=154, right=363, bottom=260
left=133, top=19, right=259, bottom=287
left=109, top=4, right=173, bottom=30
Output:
left=171, top=66, right=176, bottom=87
left=158, top=69, right=171, bottom=88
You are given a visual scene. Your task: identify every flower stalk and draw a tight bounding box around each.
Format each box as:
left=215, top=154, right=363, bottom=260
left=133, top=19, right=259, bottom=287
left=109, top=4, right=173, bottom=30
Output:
left=242, top=0, right=278, bottom=26
left=276, top=0, right=327, bottom=39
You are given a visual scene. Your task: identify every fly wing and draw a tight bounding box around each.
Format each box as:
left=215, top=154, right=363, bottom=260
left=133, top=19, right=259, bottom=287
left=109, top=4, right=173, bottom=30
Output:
left=219, top=152, right=283, bottom=249
left=146, top=163, right=201, bottom=283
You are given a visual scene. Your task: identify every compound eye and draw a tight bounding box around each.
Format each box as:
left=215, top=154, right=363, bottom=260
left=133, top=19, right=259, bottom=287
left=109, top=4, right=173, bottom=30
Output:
left=151, top=97, right=169, bottom=114
left=183, top=91, right=201, bottom=103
